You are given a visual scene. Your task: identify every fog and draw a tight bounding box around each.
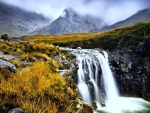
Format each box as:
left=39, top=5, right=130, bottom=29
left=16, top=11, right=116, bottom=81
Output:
left=1, top=0, right=150, bottom=24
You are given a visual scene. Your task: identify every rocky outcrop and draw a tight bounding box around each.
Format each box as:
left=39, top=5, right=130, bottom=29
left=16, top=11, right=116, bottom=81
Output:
left=108, top=50, right=150, bottom=101
left=0, top=59, right=16, bottom=72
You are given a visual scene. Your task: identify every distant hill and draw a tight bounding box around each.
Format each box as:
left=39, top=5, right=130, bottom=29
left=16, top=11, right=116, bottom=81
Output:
left=100, top=7, right=150, bottom=32
left=32, top=8, right=107, bottom=35
left=0, top=1, right=50, bottom=37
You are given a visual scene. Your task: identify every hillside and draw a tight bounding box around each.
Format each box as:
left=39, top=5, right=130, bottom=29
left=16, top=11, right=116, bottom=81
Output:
left=0, top=1, right=50, bottom=37
left=100, top=7, right=150, bottom=32
left=23, top=23, right=150, bottom=54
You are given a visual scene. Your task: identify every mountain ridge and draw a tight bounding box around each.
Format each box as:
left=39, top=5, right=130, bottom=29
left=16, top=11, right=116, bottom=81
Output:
left=32, top=8, right=107, bottom=35
left=100, top=7, right=150, bottom=32
left=0, top=1, right=50, bottom=37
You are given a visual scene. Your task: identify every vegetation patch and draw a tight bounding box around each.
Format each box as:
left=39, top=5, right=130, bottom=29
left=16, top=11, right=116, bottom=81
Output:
left=0, top=62, right=77, bottom=112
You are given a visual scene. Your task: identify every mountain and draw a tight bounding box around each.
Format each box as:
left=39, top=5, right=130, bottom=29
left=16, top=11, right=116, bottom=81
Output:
left=0, top=1, right=50, bottom=37
left=33, top=8, right=107, bottom=35
left=101, top=7, right=150, bottom=31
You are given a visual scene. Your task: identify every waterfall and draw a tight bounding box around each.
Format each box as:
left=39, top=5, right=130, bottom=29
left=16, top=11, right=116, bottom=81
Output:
left=68, top=48, right=119, bottom=107
left=65, top=48, right=150, bottom=113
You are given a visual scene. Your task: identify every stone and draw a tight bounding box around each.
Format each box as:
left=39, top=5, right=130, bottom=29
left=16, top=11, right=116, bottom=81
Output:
left=0, top=59, right=17, bottom=72
left=8, top=37, right=30, bottom=42
left=7, top=107, right=24, bottom=113
left=77, top=47, right=82, bottom=50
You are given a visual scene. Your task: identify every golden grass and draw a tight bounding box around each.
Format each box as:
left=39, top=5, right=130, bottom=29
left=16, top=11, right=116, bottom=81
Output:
left=22, top=33, right=103, bottom=44
left=22, top=25, right=134, bottom=44
left=11, top=59, right=21, bottom=68
left=0, top=41, right=56, bottom=55
left=0, top=62, right=75, bottom=112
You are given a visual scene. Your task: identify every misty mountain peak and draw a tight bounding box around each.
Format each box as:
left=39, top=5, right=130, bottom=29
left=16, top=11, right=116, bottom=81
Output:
left=34, top=7, right=107, bottom=35
left=61, top=7, right=77, bottom=18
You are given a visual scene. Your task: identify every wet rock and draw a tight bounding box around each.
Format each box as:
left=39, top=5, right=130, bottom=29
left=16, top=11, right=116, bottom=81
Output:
left=77, top=47, right=82, bottom=50
left=0, top=59, right=17, bottom=72
left=7, top=107, right=24, bottom=113
left=108, top=49, right=150, bottom=101
left=92, top=101, right=97, bottom=110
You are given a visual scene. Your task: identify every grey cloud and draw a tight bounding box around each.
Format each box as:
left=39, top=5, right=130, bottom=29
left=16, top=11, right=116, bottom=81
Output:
left=0, top=0, right=150, bottom=25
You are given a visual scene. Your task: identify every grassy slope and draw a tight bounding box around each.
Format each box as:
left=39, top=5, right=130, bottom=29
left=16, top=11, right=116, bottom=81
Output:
left=23, top=23, right=150, bottom=55
left=0, top=40, right=77, bottom=112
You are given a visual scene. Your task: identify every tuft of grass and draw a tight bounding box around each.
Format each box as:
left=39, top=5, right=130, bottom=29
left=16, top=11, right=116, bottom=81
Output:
left=11, top=60, right=20, bottom=68
left=0, top=67, right=12, bottom=80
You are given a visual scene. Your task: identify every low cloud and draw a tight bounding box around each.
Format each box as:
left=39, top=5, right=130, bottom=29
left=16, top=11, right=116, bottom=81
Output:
left=1, top=0, right=150, bottom=24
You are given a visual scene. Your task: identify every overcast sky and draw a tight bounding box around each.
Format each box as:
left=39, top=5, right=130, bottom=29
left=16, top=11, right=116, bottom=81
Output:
left=1, top=0, right=150, bottom=25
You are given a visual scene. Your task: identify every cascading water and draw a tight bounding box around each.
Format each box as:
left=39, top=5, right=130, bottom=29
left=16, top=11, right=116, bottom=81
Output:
left=66, top=48, right=150, bottom=113
left=67, top=48, right=119, bottom=106
left=76, top=49, right=119, bottom=106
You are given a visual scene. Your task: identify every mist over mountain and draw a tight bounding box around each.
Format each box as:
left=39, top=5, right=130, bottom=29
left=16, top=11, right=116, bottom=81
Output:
left=1, top=0, right=150, bottom=25
left=0, top=1, right=50, bottom=37
left=100, top=7, right=150, bottom=32
left=32, top=8, right=107, bottom=35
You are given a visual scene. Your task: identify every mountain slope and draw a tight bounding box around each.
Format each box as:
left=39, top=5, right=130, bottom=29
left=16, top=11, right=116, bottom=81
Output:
left=101, top=7, right=150, bottom=31
left=0, top=1, right=50, bottom=37
left=33, top=8, right=106, bottom=35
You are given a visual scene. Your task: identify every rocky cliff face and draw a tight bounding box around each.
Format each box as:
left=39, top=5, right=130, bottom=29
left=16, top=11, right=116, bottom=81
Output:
left=33, top=8, right=106, bottom=35
left=108, top=49, right=150, bottom=101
